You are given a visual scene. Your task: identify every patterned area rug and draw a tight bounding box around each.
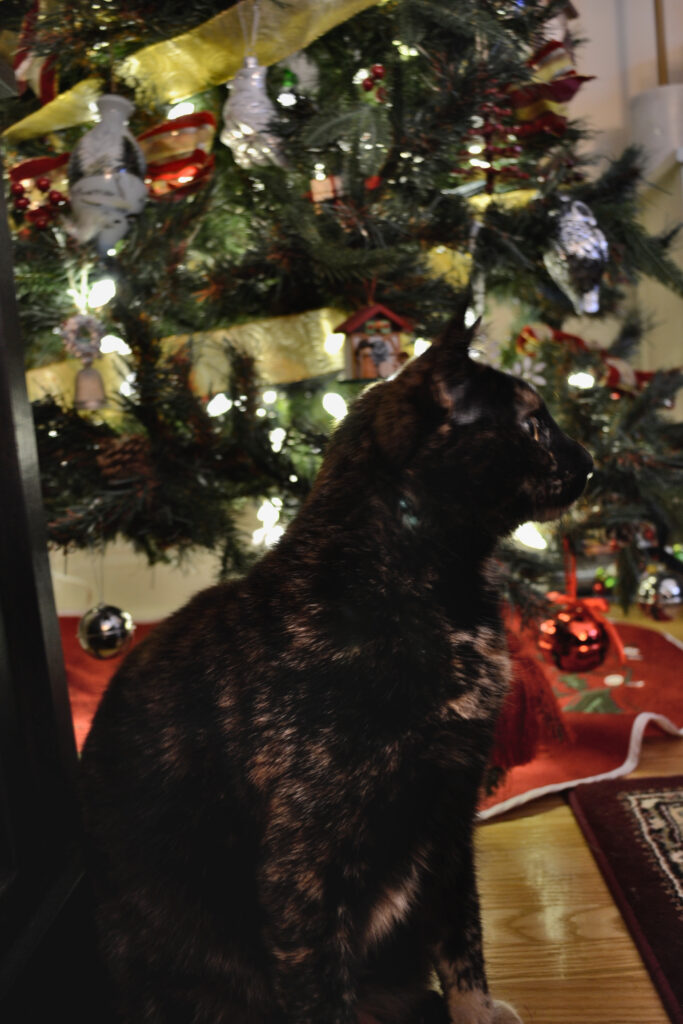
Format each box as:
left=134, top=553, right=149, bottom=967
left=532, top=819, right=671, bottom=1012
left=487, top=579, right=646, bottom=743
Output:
left=569, top=775, right=683, bottom=1024
left=479, top=623, right=683, bottom=818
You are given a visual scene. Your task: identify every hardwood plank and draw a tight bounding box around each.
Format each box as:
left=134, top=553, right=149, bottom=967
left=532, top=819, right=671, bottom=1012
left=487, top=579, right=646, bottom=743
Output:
left=476, top=735, right=683, bottom=1023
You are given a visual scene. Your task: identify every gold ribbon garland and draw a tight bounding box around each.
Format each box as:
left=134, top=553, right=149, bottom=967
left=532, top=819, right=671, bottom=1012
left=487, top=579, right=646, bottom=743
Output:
left=4, top=0, right=383, bottom=142
left=26, top=306, right=348, bottom=416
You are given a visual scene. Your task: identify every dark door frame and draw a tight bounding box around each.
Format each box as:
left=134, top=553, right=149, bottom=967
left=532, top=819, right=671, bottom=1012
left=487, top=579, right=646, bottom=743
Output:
left=0, top=152, right=111, bottom=1019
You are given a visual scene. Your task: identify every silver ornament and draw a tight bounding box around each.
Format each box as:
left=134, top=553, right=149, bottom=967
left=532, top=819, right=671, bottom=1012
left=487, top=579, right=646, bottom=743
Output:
left=544, top=199, right=609, bottom=314
left=68, top=94, right=147, bottom=255
left=220, top=56, right=287, bottom=169
left=637, top=571, right=682, bottom=615
left=77, top=603, right=135, bottom=659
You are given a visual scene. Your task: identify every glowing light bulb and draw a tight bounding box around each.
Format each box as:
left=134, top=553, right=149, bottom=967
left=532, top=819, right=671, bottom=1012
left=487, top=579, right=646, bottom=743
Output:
left=207, top=393, right=233, bottom=417
left=87, top=277, right=116, bottom=308
left=100, top=334, right=131, bottom=355
left=413, top=338, right=431, bottom=356
left=262, top=390, right=278, bottom=404
left=269, top=427, right=286, bottom=453
left=168, top=101, right=195, bottom=119
left=513, top=522, right=548, bottom=550
left=252, top=499, right=284, bottom=547
left=322, top=392, right=348, bottom=420
left=119, top=372, right=136, bottom=397
left=324, top=333, right=345, bottom=355
left=567, top=371, right=595, bottom=389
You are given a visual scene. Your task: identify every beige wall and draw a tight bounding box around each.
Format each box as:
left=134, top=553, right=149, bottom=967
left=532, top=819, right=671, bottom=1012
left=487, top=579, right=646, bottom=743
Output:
left=572, top=0, right=683, bottom=159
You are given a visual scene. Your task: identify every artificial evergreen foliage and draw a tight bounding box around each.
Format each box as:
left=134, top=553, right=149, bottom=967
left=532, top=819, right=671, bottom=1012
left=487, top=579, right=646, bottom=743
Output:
left=1, top=0, right=682, bottom=600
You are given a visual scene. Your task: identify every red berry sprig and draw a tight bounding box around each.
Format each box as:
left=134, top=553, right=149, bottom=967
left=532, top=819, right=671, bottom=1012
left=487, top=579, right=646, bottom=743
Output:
left=9, top=175, right=69, bottom=228
left=360, top=63, right=387, bottom=103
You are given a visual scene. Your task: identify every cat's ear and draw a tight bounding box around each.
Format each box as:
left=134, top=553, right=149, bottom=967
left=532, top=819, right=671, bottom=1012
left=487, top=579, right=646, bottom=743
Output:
left=370, top=298, right=478, bottom=465
left=430, top=301, right=479, bottom=372
left=428, top=300, right=479, bottom=412
left=370, top=351, right=446, bottom=467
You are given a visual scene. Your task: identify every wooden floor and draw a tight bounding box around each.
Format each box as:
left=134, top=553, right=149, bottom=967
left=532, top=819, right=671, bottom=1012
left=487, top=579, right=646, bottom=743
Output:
left=478, top=705, right=682, bottom=1023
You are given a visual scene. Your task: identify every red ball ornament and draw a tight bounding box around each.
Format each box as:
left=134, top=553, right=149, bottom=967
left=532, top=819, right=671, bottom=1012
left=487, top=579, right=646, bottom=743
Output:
left=34, top=212, right=50, bottom=229
left=371, top=63, right=385, bottom=79
left=538, top=604, right=609, bottom=672
left=361, top=76, right=375, bottom=92
left=36, top=176, right=51, bottom=192
left=10, top=181, right=25, bottom=197
left=48, top=189, right=67, bottom=206
left=14, top=195, right=30, bottom=210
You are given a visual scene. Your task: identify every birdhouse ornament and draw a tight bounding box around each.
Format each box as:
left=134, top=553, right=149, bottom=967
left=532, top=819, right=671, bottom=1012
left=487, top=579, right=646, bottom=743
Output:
left=335, top=304, right=413, bottom=380
left=68, top=94, right=147, bottom=255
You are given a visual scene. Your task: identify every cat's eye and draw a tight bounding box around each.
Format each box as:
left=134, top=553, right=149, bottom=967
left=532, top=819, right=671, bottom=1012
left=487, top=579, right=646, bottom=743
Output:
left=523, top=416, right=541, bottom=442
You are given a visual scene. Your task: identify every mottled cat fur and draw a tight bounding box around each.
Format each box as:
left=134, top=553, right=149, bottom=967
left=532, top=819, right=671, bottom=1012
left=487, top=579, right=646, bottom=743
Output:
left=80, top=317, right=592, bottom=1024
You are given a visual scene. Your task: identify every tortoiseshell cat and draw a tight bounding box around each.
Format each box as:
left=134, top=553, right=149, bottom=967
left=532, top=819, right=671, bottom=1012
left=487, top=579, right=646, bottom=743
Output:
left=79, top=316, right=592, bottom=1024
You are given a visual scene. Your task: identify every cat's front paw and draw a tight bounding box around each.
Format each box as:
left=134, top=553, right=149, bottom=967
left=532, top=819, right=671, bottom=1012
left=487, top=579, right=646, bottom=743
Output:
left=446, top=993, right=523, bottom=1024
left=492, top=999, right=523, bottom=1024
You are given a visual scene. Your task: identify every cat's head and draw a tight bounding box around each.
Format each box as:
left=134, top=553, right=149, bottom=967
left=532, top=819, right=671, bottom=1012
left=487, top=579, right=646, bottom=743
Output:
left=359, top=312, right=593, bottom=539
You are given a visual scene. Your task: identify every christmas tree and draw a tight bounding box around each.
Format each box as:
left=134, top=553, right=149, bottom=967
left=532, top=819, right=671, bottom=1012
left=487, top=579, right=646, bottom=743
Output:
left=1, top=0, right=682, bottom=621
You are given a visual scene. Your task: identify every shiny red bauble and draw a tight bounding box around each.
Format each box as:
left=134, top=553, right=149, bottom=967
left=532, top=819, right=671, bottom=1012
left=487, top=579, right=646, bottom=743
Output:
left=538, top=604, right=609, bottom=672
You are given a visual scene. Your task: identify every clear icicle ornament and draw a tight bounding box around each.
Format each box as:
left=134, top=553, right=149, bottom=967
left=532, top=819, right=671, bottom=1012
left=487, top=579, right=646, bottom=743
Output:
left=67, top=94, right=147, bottom=255
left=543, top=199, right=609, bottom=315
left=220, top=56, right=287, bottom=169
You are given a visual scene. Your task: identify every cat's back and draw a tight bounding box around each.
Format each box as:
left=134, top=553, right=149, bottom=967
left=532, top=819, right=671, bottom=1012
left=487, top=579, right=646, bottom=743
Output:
left=79, top=576, right=260, bottom=807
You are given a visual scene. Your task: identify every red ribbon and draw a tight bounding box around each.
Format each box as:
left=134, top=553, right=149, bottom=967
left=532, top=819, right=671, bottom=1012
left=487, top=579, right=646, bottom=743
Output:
left=9, top=112, right=217, bottom=204
left=137, top=111, right=216, bottom=142
left=138, top=112, right=217, bottom=200
left=145, top=150, right=215, bottom=199
left=9, top=154, right=69, bottom=184
left=13, top=2, right=57, bottom=105
left=510, top=74, right=594, bottom=112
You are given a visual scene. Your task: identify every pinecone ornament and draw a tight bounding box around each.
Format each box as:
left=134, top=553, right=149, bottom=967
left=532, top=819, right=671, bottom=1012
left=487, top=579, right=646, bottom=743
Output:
left=96, top=434, right=152, bottom=483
